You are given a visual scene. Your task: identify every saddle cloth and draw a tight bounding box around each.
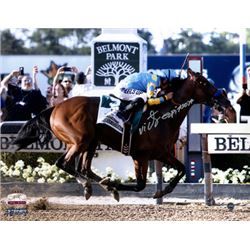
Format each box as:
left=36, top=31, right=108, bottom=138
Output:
left=97, top=95, right=143, bottom=134
left=97, top=95, right=123, bottom=134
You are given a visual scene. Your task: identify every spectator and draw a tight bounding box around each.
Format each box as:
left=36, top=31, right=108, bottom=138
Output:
left=45, top=85, right=53, bottom=104
left=51, top=66, right=78, bottom=102
left=61, top=75, right=74, bottom=97
left=85, top=65, right=92, bottom=84
left=236, top=89, right=250, bottom=123
left=0, top=77, right=9, bottom=121
left=72, top=71, right=93, bottom=97
left=0, top=66, right=48, bottom=121
left=50, top=80, right=68, bottom=106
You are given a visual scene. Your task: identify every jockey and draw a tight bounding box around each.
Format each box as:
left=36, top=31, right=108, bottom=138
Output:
left=112, top=70, right=175, bottom=119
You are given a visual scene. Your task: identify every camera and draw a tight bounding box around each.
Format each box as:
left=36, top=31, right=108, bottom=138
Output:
left=62, top=67, right=72, bottom=72
left=19, top=67, right=24, bottom=76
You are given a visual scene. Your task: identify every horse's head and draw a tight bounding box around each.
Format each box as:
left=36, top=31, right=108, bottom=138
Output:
left=178, top=68, right=232, bottom=109
left=212, top=88, right=231, bottom=109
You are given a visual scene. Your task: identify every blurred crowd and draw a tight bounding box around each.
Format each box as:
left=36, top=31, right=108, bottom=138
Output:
left=0, top=65, right=92, bottom=122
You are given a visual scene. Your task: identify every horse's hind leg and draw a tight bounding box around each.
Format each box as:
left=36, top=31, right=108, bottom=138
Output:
left=55, top=151, right=93, bottom=200
left=153, top=155, right=185, bottom=199
left=75, top=152, right=93, bottom=200
left=83, top=141, right=102, bottom=182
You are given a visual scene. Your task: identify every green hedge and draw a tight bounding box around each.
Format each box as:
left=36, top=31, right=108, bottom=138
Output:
left=0, top=152, right=61, bottom=167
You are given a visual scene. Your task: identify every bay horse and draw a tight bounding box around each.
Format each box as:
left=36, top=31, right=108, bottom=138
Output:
left=13, top=69, right=235, bottom=201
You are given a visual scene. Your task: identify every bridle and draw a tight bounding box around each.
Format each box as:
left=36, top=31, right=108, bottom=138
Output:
left=160, top=73, right=223, bottom=109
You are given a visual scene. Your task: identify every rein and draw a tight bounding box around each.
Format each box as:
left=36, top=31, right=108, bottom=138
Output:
left=170, top=98, right=182, bottom=106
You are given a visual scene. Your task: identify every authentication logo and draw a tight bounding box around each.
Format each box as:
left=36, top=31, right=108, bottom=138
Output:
left=5, top=187, right=28, bottom=216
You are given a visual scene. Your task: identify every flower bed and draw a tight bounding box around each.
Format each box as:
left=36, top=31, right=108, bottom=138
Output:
left=0, top=157, right=249, bottom=184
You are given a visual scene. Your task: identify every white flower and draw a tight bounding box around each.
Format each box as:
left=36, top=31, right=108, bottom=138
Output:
left=37, top=177, right=46, bottom=183
left=7, top=169, right=13, bottom=177
left=47, top=178, right=55, bottom=183
left=52, top=172, right=59, bottom=178
left=110, top=172, right=119, bottom=182
left=34, top=167, right=40, bottom=172
left=232, top=176, right=239, bottom=184
left=106, top=167, right=113, bottom=175
left=53, top=176, right=59, bottom=182
left=0, top=160, right=7, bottom=167
left=26, top=177, right=35, bottom=183
left=148, top=172, right=157, bottom=184
left=59, top=177, right=66, bottom=183
left=26, top=165, right=33, bottom=174
left=37, top=157, right=45, bottom=163
left=162, top=167, right=168, bottom=172
left=15, top=160, right=25, bottom=169
left=22, top=172, right=29, bottom=179
left=65, top=175, right=74, bottom=181
left=51, top=165, right=58, bottom=172
left=126, top=171, right=135, bottom=182
left=13, top=169, right=21, bottom=177
left=32, top=171, right=37, bottom=177
left=58, top=169, right=65, bottom=175
left=0, top=165, right=8, bottom=174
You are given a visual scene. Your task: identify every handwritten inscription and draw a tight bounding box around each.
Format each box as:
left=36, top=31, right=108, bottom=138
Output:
left=139, top=99, right=194, bottom=135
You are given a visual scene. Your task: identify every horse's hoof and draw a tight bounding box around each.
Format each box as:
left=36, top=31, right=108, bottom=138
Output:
left=99, top=177, right=110, bottom=186
left=164, top=185, right=174, bottom=195
left=153, top=190, right=163, bottom=199
left=84, top=190, right=92, bottom=200
left=112, top=189, right=120, bottom=202
left=84, top=186, right=92, bottom=200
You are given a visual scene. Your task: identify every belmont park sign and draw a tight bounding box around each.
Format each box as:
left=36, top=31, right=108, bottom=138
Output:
left=191, top=123, right=250, bottom=154
left=208, top=134, right=250, bottom=154
left=95, top=43, right=139, bottom=60
left=91, top=29, right=147, bottom=87
left=93, top=42, right=140, bottom=86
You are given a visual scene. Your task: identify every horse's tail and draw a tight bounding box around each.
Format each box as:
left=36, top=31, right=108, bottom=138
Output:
left=12, top=106, right=55, bottom=151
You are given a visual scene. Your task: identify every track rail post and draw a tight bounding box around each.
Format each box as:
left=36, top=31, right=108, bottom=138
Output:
left=155, top=160, right=163, bottom=205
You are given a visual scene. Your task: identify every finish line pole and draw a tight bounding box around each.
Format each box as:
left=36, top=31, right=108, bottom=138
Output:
left=155, top=160, right=163, bottom=205
left=240, top=29, right=247, bottom=90
left=202, top=134, right=215, bottom=206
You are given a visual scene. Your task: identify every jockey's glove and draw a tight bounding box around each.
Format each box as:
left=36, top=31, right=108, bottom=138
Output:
left=164, top=94, right=170, bottom=101
left=147, top=96, right=164, bottom=105
left=147, top=92, right=173, bottom=106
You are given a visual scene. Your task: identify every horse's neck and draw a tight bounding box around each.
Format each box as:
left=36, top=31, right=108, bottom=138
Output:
left=166, top=77, right=195, bottom=126
left=171, top=104, right=192, bottom=127
left=161, top=98, right=194, bottom=124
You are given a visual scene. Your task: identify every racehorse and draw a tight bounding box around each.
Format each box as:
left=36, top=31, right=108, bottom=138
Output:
left=13, top=68, right=235, bottom=201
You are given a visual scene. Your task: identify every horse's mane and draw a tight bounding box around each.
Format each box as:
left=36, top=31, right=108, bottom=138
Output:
left=168, top=77, right=186, bottom=92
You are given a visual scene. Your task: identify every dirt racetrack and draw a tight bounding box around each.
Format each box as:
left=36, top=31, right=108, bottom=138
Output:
left=1, top=196, right=249, bottom=221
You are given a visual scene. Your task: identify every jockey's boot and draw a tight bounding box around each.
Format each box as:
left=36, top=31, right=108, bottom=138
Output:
left=123, top=97, right=145, bottom=113
left=121, top=98, right=145, bottom=155
left=117, top=97, right=145, bottom=122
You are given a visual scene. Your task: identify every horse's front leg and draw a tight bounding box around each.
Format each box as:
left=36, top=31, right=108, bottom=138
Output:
left=153, top=154, right=185, bottom=199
